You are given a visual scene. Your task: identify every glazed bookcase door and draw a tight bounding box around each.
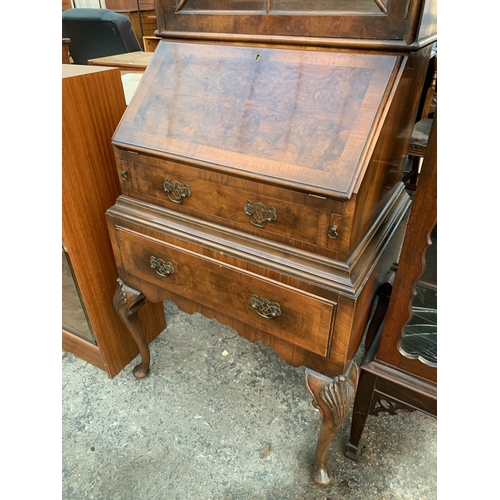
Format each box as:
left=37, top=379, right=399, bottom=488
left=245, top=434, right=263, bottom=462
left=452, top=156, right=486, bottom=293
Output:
left=155, top=0, right=434, bottom=42
left=397, top=225, right=437, bottom=367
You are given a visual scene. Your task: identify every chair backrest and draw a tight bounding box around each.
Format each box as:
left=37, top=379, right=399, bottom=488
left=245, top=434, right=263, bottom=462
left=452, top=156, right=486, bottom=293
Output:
left=62, top=8, right=142, bottom=65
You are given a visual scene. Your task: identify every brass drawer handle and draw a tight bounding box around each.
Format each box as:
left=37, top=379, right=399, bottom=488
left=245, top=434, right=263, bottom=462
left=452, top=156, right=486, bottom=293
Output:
left=327, top=225, right=339, bottom=239
left=244, top=200, right=277, bottom=228
left=164, top=178, right=191, bottom=204
left=150, top=256, right=174, bottom=277
left=251, top=294, right=281, bottom=319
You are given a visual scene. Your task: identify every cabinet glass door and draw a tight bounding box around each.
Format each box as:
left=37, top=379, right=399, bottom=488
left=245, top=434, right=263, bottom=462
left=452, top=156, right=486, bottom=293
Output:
left=62, top=248, right=96, bottom=344
left=397, top=225, right=437, bottom=366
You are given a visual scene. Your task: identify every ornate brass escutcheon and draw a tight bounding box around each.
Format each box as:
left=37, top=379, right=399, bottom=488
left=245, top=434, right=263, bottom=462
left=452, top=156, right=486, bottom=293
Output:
left=327, top=225, right=339, bottom=239
left=121, top=170, right=129, bottom=181
left=250, top=294, right=281, bottom=319
left=244, top=200, right=277, bottom=228
left=150, top=256, right=174, bottom=277
left=164, top=178, right=191, bottom=204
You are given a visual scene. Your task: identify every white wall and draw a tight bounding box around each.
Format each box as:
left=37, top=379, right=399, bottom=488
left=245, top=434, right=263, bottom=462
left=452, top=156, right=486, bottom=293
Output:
left=72, top=0, right=106, bottom=7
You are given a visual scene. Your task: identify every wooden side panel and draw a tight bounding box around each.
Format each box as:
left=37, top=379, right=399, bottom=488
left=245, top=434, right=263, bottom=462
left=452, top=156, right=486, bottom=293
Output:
left=326, top=270, right=378, bottom=376
left=376, top=115, right=437, bottom=383
left=346, top=45, right=432, bottom=254
left=62, top=65, right=165, bottom=377
left=62, top=330, right=106, bottom=371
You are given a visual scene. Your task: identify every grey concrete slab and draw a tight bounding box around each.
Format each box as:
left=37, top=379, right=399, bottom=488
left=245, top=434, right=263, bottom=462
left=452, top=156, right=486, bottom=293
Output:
left=62, top=301, right=437, bottom=500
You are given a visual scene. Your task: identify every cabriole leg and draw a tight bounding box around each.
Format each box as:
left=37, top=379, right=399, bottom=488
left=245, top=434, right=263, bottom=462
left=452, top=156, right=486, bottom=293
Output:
left=305, top=362, right=359, bottom=486
left=113, top=278, right=150, bottom=379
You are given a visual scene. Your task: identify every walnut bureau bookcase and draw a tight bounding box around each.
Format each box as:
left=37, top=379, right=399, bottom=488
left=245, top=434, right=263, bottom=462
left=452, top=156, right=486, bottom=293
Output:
left=62, top=65, right=166, bottom=378
left=105, top=0, right=437, bottom=484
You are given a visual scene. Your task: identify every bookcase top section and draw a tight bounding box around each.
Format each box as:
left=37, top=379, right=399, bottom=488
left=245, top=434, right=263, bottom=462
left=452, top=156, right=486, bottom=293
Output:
left=154, top=0, right=437, bottom=46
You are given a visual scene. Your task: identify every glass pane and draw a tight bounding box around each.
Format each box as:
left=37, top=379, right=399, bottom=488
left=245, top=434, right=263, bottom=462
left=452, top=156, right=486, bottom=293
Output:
left=272, top=0, right=382, bottom=12
left=62, top=248, right=96, bottom=344
left=398, top=226, right=437, bottom=366
left=182, top=0, right=265, bottom=11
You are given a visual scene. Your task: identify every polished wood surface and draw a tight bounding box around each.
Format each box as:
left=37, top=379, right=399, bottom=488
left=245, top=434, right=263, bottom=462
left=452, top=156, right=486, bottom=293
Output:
left=107, top=179, right=409, bottom=378
left=115, top=149, right=339, bottom=252
left=345, top=114, right=437, bottom=462
left=377, top=114, right=437, bottom=382
left=62, top=330, right=106, bottom=372
left=143, top=35, right=161, bottom=52
left=115, top=42, right=402, bottom=198
left=62, top=64, right=165, bottom=378
left=88, top=51, right=153, bottom=72
left=306, top=364, right=358, bottom=485
left=116, top=224, right=335, bottom=356
left=104, top=0, right=437, bottom=483
left=155, top=0, right=436, bottom=45
left=106, top=0, right=155, bottom=9
left=114, top=42, right=432, bottom=261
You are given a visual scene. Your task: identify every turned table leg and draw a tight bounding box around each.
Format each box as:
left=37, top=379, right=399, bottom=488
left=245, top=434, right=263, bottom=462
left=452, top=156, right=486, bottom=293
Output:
left=305, top=362, right=359, bottom=485
left=113, top=278, right=150, bottom=379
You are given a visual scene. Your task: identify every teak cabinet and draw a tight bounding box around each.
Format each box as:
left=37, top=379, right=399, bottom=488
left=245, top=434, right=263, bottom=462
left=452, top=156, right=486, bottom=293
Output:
left=105, top=0, right=437, bottom=483
left=62, top=65, right=165, bottom=378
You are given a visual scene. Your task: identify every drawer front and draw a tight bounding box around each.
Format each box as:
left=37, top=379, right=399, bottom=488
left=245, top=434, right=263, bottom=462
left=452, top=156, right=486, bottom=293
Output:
left=116, top=227, right=335, bottom=356
left=120, top=152, right=327, bottom=246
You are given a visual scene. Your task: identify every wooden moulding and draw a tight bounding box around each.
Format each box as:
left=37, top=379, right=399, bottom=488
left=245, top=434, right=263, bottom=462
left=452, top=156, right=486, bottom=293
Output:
left=107, top=182, right=410, bottom=299
left=153, top=0, right=436, bottom=45
left=105, top=178, right=409, bottom=375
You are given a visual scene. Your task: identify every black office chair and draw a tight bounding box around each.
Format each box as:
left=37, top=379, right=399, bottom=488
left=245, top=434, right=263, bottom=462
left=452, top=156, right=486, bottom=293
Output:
left=62, top=8, right=142, bottom=65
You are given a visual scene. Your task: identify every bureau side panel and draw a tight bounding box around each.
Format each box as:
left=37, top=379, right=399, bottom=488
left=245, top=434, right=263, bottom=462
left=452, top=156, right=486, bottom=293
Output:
left=346, top=46, right=433, bottom=254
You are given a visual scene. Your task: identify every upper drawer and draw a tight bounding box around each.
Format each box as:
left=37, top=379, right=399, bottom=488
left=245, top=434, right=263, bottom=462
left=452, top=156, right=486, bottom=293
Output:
left=116, top=149, right=344, bottom=252
left=116, top=225, right=335, bottom=356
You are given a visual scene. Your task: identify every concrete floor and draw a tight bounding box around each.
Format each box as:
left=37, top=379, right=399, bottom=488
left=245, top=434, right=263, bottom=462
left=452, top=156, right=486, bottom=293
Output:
left=62, top=300, right=437, bottom=500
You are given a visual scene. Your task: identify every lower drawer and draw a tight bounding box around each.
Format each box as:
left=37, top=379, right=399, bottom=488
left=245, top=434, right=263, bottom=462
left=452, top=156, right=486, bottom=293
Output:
left=116, top=227, right=335, bottom=356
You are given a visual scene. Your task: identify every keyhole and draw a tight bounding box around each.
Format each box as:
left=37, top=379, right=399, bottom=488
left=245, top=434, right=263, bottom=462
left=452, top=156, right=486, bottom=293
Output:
left=255, top=54, right=260, bottom=61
